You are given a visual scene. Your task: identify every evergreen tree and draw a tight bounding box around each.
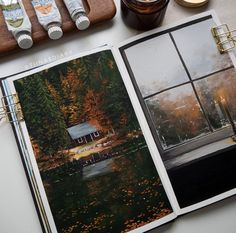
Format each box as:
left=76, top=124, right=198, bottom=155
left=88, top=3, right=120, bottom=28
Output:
left=100, top=51, right=139, bottom=131
left=15, top=74, right=70, bottom=156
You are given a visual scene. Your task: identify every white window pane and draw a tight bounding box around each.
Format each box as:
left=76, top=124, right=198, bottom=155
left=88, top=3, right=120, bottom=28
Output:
left=124, top=34, right=189, bottom=97
left=172, top=19, right=232, bottom=79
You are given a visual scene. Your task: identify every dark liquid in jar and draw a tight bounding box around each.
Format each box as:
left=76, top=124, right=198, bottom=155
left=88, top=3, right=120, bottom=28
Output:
left=121, top=0, right=169, bottom=30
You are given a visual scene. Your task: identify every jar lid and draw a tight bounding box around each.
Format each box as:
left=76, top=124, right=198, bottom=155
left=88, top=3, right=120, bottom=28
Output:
left=175, top=0, right=208, bottom=7
left=48, top=26, right=63, bottom=40
left=75, top=15, right=90, bottom=30
left=122, top=0, right=169, bottom=14
left=17, top=34, right=33, bottom=49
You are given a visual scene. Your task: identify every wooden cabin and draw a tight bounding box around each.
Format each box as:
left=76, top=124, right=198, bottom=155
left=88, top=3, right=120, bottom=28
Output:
left=67, top=122, right=101, bottom=145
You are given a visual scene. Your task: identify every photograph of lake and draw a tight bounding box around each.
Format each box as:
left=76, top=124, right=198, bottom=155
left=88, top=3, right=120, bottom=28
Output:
left=13, top=50, right=172, bottom=233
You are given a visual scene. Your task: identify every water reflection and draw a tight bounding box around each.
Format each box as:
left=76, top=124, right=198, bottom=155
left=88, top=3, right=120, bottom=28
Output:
left=42, top=138, right=172, bottom=233
left=83, top=158, right=116, bottom=180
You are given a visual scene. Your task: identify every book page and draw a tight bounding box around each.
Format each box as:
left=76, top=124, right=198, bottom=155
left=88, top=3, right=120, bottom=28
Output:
left=3, top=47, right=176, bottom=233
left=115, top=11, right=236, bottom=214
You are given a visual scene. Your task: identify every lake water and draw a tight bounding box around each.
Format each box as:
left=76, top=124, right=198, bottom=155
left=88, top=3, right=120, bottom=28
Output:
left=43, top=138, right=172, bottom=233
left=82, top=158, right=116, bottom=179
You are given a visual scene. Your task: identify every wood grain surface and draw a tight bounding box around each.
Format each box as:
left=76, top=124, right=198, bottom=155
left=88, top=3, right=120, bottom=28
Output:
left=0, top=0, right=116, bottom=54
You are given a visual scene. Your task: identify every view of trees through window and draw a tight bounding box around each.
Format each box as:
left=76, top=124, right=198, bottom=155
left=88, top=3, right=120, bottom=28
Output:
left=124, top=18, right=236, bottom=152
left=145, top=85, right=211, bottom=149
left=195, top=69, right=236, bottom=130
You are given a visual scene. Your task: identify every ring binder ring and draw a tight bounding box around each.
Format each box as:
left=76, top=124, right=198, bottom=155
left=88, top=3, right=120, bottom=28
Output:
left=211, top=24, right=236, bottom=53
left=0, top=94, right=23, bottom=122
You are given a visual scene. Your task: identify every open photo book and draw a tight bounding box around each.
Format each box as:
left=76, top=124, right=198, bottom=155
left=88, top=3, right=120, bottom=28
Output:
left=1, top=10, right=236, bottom=233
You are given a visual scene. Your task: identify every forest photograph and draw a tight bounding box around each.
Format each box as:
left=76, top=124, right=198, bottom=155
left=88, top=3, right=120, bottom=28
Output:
left=13, top=50, right=172, bottom=233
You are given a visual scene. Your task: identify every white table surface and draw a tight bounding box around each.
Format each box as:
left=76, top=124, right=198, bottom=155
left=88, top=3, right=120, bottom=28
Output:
left=0, top=0, right=236, bottom=232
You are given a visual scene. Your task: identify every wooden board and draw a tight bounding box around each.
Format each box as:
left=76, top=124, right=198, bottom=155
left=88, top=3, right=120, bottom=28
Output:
left=0, top=0, right=116, bottom=54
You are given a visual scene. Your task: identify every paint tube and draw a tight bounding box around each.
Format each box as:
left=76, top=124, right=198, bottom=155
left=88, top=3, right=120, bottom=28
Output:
left=31, top=0, right=63, bottom=40
left=0, top=0, right=33, bottom=49
left=63, top=0, right=90, bottom=30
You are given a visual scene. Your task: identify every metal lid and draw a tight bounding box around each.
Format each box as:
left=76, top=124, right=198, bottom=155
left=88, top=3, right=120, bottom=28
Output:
left=175, top=0, right=208, bottom=7
left=17, top=34, right=33, bottom=49
left=75, top=15, right=90, bottom=30
left=48, top=26, right=63, bottom=40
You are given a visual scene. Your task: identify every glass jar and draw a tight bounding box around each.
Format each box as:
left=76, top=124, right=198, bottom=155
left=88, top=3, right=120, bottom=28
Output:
left=121, top=0, right=170, bottom=30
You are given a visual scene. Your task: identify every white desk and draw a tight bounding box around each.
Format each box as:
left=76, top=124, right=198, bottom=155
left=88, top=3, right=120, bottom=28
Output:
left=0, top=0, right=236, bottom=232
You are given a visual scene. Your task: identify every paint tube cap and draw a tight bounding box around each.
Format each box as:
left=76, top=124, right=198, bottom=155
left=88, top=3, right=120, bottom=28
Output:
left=75, top=15, right=90, bottom=30
left=48, top=26, right=63, bottom=40
left=17, top=34, right=33, bottom=49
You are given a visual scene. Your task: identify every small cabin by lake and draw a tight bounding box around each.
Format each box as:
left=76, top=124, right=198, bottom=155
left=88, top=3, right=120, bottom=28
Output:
left=67, top=122, right=101, bottom=145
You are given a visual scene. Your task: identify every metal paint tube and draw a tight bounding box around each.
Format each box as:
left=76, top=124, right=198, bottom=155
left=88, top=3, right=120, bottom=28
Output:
left=0, top=0, right=33, bottom=49
left=31, top=0, right=63, bottom=40
left=63, top=0, right=90, bottom=30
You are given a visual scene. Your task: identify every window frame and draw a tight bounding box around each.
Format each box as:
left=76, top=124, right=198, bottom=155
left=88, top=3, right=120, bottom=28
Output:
left=119, top=15, right=235, bottom=159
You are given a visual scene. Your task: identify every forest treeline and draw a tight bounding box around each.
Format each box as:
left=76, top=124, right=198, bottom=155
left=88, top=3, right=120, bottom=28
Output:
left=14, top=50, right=139, bottom=157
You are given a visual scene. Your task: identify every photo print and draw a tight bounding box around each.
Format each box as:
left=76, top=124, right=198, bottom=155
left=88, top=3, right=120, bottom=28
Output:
left=120, top=16, right=236, bottom=208
left=12, top=49, right=173, bottom=233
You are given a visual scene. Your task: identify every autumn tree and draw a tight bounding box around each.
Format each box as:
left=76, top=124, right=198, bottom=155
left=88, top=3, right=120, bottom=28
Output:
left=100, top=51, right=140, bottom=132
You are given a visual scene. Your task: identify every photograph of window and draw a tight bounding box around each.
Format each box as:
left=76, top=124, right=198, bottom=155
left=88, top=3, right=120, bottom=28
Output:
left=145, top=84, right=210, bottom=151
left=123, top=33, right=189, bottom=97
left=120, top=16, right=236, bottom=208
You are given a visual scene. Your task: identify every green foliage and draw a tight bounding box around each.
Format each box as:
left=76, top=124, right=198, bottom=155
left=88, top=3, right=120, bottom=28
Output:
left=79, top=50, right=139, bottom=131
left=15, top=50, right=142, bottom=156
left=15, top=74, right=70, bottom=155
